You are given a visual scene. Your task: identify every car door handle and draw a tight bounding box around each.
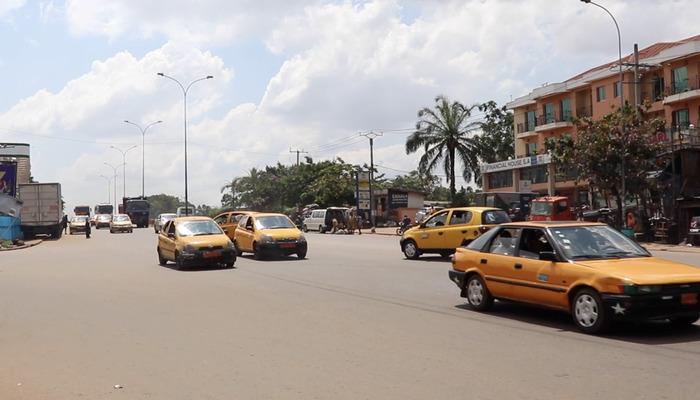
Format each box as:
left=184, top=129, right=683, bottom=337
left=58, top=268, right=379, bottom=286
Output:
left=461, top=230, right=467, bottom=233
left=438, top=232, right=443, bottom=235
left=514, top=263, right=523, bottom=270
left=480, top=259, right=487, bottom=264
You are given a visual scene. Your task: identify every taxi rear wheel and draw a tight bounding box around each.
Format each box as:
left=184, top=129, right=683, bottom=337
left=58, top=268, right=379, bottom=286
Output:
left=572, top=288, right=610, bottom=334
left=466, top=274, right=493, bottom=311
left=402, top=240, right=420, bottom=260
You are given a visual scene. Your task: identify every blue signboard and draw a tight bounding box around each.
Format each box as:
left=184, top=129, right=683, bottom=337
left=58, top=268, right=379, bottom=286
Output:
left=0, top=163, right=17, bottom=197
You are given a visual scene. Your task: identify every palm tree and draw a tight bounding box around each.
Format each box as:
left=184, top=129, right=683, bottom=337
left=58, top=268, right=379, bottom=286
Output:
left=406, top=95, right=481, bottom=200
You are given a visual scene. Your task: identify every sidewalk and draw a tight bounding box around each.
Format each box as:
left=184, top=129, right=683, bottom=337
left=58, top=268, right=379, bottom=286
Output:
left=0, top=239, right=43, bottom=252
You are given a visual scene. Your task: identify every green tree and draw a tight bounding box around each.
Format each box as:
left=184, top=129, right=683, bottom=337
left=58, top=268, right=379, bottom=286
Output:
left=474, top=101, right=514, bottom=186
left=546, top=105, right=665, bottom=226
left=147, top=193, right=182, bottom=217
left=406, top=95, right=481, bottom=201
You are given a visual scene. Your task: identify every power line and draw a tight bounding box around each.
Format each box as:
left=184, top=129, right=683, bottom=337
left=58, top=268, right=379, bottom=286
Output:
left=289, top=147, right=308, bottom=165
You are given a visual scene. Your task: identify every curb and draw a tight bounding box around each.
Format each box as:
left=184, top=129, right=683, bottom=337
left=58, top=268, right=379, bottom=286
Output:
left=0, top=239, right=43, bottom=252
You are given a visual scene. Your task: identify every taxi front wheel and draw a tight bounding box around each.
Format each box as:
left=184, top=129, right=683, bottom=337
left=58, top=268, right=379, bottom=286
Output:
left=157, top=248, right=167, bottom=266
left=572, top=288, right=610, bottom=334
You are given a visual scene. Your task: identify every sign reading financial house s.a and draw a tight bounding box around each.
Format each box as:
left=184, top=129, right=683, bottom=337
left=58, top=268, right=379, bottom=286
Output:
left=480, top=154, right=551, bottom=174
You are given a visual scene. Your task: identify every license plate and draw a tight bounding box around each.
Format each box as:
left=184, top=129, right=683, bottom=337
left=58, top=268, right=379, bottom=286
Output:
left=203, top=250, right=221, bottom=258
left=681, top=293, right=698, bottom=305
left=279, top=243, right=295, bottom=249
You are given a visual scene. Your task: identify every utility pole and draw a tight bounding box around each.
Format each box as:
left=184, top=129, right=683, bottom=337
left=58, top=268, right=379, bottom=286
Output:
left=289, top=148, right=308, bottom=166
left=360, top=131, right=382, bottom=228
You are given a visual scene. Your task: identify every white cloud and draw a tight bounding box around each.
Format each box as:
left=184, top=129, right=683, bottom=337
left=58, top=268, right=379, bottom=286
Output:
left=0, top=0, right=24, bottom=18
left=65, top=0, right=321, bottom=45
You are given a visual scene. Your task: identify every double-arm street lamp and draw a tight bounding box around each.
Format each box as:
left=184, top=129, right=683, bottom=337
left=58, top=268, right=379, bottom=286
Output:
left=124, top=120, right=163, bottom=198
left=103, top=162, right=124, bottom=210
left=157, top=72, right=213, bottom=216
left=580, top=0, right=627, bottom=228
left=110, top=145, right=138, bottom=201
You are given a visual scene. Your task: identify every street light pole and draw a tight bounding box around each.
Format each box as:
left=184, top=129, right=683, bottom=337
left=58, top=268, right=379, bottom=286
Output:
left=157, top=73, right=213, bottom=216
left=124, top=120, right=163, bottom=198
left=581, top=0, right=627, bottom=228
left=360, top=131, right=383, bottom=229
left=104, top=162, right=124, bottom=211
left=99, top=175, right=112, bottom=204
left=110, top=145, right=137, bottom=201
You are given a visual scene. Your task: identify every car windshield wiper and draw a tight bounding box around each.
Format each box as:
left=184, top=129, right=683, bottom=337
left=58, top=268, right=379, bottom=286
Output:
left=603, top=250, right=645, bottom=258
left=572, top=254, right=607, bottom=259
left=193, top=232, right=215, bottom=236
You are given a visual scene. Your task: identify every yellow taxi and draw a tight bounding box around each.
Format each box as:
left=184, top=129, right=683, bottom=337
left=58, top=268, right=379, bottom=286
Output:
left=233, top=213, right=307, bottom=260
left=213, top=210, right=257, bottom=241
left=157, top=216, right=236, bottom=270
left=449, top=221, right=700, bottom=334
left=400, top=207, right=510, bottom=259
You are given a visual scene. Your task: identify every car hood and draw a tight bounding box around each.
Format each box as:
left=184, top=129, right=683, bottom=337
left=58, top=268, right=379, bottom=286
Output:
left=260, top=228, right=302, bottom=239
left=178, top=234, right=231, bottom=247
left=575, top=257, right=700, bottom=284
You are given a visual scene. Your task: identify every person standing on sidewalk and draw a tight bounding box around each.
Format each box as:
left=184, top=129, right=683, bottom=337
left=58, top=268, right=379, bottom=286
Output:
left=61, top=214, right=69, bottom=234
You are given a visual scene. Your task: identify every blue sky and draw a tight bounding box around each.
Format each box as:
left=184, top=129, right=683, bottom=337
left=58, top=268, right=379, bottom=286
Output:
left=0, top=0, right=697, bottom=212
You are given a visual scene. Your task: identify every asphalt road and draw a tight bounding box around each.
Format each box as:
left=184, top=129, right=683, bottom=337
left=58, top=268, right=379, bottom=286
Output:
left=2, top=228, right=700, bottom=400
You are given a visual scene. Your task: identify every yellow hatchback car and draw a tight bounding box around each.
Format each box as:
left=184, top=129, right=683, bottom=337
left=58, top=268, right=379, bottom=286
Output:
left=157, top=216, right=237, bottom=270
left=449, top=221, right=700, bottom=334
left=233, top=213, right=307, bottom=260
left=400, top=207, right=510, bottom=259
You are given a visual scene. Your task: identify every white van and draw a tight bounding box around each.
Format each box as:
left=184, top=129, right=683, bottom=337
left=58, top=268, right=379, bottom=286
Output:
left=302, top=207, right=348, bottom=233
left=176, top=206, right=195, bottom=217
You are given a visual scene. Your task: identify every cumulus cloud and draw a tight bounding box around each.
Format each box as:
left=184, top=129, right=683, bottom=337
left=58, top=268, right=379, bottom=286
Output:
left=0, top=0, right=25, bottom=18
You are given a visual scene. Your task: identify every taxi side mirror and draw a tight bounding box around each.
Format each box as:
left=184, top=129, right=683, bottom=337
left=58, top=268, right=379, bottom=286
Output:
left=539, top=251, right=558, bottom=262
left=419, top=222, right=426, bottom=228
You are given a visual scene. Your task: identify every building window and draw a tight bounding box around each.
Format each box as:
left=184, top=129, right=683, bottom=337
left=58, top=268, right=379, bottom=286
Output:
left=672, top=66, right=688, bottom=94
left=596, top=86, right=606, bottom=102
left=560, top=98, right=571, bottom=121
left=526, top=143, right=537, bottom=156
left=652, top=77, right=664, bottom=100
left=672, top=109, right=690, bottom=128
left=489, top=170, right=513, bottom=189
left=526, top=111, right=536, bottom=131
left=555, top=165, right=578, bottom=182
left=544, top=103, right=554, bottom=123
left=613, top=81, right=622, bottom=98
left=520, top=165, right=548, bottom=184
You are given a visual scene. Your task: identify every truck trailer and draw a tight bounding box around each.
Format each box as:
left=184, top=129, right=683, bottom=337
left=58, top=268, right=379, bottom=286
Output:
left=18, top=183, right=64, bottom=239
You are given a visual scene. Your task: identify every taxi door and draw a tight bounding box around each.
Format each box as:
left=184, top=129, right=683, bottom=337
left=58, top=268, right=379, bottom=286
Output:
left=214, top=212, right=235, bottom=240
left=158, top=221, right=177, bottom=260
left=414, top=210, right=450, bottom=250
left=508, top=228, right=568, bottom=308
left=443, top=210, right=479, bottom=248
left=235, top=215, right=255, bottom=252
left=480, top=227, right=522, bottom=299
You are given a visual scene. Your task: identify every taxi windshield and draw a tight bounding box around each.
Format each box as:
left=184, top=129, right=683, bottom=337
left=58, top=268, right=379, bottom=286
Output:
left=176, top=220, right=223, bottom=236
left=255, top=216, right=295, bottom=229
left=549, top=225, right=649, bottom=259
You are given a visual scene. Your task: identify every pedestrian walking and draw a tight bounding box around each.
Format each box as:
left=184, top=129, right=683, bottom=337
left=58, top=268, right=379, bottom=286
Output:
left=85, top=217, right=91, bottom=239
left=61, top=214, right=69, bottom=234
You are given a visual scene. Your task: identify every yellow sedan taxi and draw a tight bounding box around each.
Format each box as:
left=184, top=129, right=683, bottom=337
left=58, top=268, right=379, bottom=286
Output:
left=449, top=221, right=700, bottom=334
left=233, top=213, right=307, bottom=260
left=157, top=216, right=237, bottom=270
left=400, top=207, right=510, bottom=259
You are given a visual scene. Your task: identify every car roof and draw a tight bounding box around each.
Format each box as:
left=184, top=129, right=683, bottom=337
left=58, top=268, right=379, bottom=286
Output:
left=253, top=213, right=290, bottom=218
left=501, top=221, right=606, bottom=228
left=174, top=216, right=212, bottom=222
left=113, top=214, right=130, bottom=217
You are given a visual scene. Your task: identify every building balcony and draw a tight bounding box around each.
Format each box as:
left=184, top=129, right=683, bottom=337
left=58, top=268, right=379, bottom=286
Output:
left=663, top=75, right=700, bottom=105
left=534, top=113, right=573, bottom=132
left=516, top=122, right=538, bottom=138
left=575, top=107, right=591, bottom=118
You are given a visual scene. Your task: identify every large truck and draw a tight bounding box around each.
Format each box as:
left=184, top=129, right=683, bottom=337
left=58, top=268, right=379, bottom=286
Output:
left=94, top=203, right=114, bottom=215
left=474, top=191, right=536, bottom=222
left=123, top=196, right=150, bottom=228
left=18, top=183, right=64, bottom=239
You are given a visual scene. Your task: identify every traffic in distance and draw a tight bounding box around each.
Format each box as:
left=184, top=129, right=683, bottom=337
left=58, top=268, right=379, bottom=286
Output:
left=50, top=188, right=700, bottom=336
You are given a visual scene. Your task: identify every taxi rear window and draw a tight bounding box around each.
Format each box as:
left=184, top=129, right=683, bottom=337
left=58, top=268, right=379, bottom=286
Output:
left=482, top=210, right=510, bottom=225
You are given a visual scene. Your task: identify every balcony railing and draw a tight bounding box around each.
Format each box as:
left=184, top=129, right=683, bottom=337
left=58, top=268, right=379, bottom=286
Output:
left=576, top=107, right=591, bottom=118
left=667, top=75, right=700, bottom=95
left=536, top=113, right=572, bottom=126
left=517, top=122, right=537, bottom=134
left=656, top=122, right=700, bottom=152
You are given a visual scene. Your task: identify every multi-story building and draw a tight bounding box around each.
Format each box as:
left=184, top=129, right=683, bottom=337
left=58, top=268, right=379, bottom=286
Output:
left=481, top=34, right=700, bottom=218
